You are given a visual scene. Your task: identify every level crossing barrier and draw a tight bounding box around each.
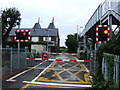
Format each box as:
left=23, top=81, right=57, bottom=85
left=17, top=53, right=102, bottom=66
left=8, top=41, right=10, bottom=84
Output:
left=27, top=57, right=92, bottom=62
left=50, top=53, right=78, bottom=55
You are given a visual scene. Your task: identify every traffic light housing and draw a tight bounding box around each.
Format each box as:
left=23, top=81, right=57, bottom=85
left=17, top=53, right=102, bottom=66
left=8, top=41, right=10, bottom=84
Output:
left=98, top=27, right=108, bottom=41
left=14, top=30, right=30, bottom=42
left=96, top=25, right=110, bottom=43
left=15, top=32, right=28, bottom=40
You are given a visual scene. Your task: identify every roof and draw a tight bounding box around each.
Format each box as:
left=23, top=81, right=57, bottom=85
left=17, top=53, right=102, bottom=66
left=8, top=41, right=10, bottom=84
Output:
left=9, top=28, right=59, bottom=37
left=48, top=22, right=55, bottom=29
left=9, top=18, right=59, bottom=37
left=33, top=23, right=41, bottom=29
left=48, top=17, right=56, bottom=29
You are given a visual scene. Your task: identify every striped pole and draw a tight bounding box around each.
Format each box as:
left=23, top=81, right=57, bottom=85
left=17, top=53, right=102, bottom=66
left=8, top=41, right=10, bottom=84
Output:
left=26, top=58, right=92, bottom=62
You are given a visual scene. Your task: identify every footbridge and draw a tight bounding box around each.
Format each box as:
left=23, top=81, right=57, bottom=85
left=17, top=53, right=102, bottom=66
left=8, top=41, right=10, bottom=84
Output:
left=81, top=0, right=120, bottom=46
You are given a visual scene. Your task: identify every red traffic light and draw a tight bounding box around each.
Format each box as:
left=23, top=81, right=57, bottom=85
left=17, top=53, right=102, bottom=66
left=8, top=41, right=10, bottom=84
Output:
left=22, top=32, right=26, bottom=35
left=104, top=30, right=109, bottom=34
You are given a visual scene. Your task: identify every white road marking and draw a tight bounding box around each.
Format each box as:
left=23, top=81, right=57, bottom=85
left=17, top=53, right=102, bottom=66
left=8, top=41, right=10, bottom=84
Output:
left=6, top=61, right=46, bottom=82
left=89, top=76, right=93, bottom=82
left=23, top=81, right=92, bottom=88
left=31, top=61, right=55, bottom=82
left=82, top=64, right=89, bottom=73
left=82, top=64, right=93, bottom=82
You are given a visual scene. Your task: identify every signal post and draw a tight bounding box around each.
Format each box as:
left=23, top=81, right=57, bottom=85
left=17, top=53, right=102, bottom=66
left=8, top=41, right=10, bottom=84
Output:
left=93, top=25, right=111, bottom=74
left=14, top=30, right=31, bottom=69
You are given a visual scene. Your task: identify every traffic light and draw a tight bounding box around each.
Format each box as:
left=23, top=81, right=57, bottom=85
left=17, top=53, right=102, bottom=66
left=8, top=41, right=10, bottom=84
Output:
left=104, top=30, right=109, bottom=34
left=98, top=27, right=108, bottom=41
left=96, top=25, right=110, bottom=43
left=14, top=30, right=30, bottom=42
left=15, top=32, right=28, bottom=40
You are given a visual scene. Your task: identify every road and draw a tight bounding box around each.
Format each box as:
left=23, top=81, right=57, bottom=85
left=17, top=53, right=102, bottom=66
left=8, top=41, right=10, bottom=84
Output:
left=2, top=54, right=92, bottom=89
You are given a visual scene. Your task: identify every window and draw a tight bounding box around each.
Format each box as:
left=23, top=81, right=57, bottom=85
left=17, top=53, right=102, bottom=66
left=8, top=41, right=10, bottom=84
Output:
left=43, top=37, right=51, bottom=41
left=32, top=37, right=39, bottom=42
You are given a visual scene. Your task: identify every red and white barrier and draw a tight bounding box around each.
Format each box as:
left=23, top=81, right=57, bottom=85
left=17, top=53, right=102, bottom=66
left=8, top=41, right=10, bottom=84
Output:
left=27, top=58, right=92, bottom=62
left=50, top=53, right=78, bottom=55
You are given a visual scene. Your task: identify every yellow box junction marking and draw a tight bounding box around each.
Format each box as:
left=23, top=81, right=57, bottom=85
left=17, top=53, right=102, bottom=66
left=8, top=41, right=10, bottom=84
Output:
left=20, top=59, right=92, bottom=89
left=37, top=61, right=91, bottom=84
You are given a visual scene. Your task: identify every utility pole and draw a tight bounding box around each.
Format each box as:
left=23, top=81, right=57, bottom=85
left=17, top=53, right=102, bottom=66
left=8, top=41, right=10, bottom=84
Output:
left=77, top=26, right=83, bottom=56
left=0, top=10, right=2, bottom=48
left=77, top=25, right=79, bottom=42
left=47, top=29, right=51, bottom=53
left=77, top=25, right=79, bottom=54
left=0, top=9, right=2, bottom=89
left=17, top=25, right=20, bottom=69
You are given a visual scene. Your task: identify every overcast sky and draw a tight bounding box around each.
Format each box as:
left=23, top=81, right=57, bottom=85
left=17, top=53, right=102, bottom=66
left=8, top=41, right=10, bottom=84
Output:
left=1, top=0, right=105, bottom=46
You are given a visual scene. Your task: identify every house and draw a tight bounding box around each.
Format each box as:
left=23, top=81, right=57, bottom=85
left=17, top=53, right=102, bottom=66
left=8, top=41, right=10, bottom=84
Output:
left=8, top=18, right=60, bottom=53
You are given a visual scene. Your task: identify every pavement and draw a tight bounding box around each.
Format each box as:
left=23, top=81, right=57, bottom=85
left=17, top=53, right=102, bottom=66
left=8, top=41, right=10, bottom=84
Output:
left=2, top=55, right=92, bottom=90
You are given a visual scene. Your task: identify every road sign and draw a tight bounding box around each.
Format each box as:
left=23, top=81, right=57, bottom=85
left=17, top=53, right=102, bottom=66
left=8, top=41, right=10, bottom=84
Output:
left=48, top=41, right=55, bottom=46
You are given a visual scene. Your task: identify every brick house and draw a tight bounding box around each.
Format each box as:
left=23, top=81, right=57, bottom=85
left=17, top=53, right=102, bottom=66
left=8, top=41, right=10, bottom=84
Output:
left=8, top=18, right=60, bottom=53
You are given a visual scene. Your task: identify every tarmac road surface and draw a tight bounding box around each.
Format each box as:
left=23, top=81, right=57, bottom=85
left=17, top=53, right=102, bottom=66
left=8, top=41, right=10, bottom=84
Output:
left=2, top=54, right=92, bottom=89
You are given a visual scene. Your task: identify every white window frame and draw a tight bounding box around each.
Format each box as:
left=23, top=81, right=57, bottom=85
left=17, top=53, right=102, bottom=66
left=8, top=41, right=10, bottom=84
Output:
left=32, top=37, right=39, bottom=42
left=43, top=37, right=51, bottom=41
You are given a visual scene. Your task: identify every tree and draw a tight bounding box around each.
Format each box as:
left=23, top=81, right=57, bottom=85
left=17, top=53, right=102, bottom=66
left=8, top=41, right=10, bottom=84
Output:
left=65, top=34, right=77, bottom=53
left=2, top=7, right=21, bottom=47
left=96, top=30, right=120, bottom=55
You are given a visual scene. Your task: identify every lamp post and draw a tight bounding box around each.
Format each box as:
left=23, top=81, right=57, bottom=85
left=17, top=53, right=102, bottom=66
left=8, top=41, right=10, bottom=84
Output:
left=16, top=18, right=21, bottom=69
left=47, top=29, right=51, bottom=52
left=77, top=25, right=79, bottom=42
left=78, top=26, right=83, bottom=58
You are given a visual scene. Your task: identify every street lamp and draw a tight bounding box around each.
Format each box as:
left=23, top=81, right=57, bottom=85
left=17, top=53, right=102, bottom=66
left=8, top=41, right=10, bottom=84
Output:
left=16, top=18, right=21, bottom=70
left=77, top=26, right=83, bottom=57
left=46, top=29, right=51, bottom=52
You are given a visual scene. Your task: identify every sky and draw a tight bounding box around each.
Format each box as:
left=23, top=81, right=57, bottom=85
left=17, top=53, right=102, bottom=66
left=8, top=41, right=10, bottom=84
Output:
left=1, top=0, right=105, bottom=46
